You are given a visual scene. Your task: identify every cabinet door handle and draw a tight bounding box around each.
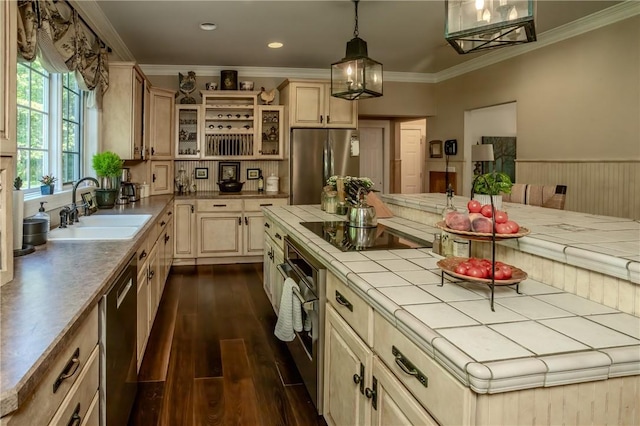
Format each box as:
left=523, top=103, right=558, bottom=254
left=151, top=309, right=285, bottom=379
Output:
left=327, top=115, right=330, bottom=123
left=148, top=269, right=155, bottom=279
left=259, top=203, right=273, bottom=207
left=164, top=234, right=170, bottom=243
left=66, top=403, right=82, bottom=426
left=213, top=204, right=227, bottom=207
left=191, top=205, right=194, bottom=213
left=320, top=115, right=324, bottom=124
left=275, top=233, right=282, bottom=240
left=167, top=211, right=172, bottom=216
left=152, top=173, right=156, bottom=182
left=392, top=346, right=428, bottom=388
left=238, top=217, right=242, bottom=226
left=244, top=216, right=249, bottom=225
left=160, top=221, right=166, bottom=227
left=53, top=348, right=80, bottom=393
left=366, top=377, right=378, bottom=410
left=151, top=147, right=155, bottom=155
left=264, top=222, right=271, bottom=228
left=352, top=362, right=365, bottom=394
left=139, top=250, right=147, bottom=260
left=335, top=291, right=353, bottom=312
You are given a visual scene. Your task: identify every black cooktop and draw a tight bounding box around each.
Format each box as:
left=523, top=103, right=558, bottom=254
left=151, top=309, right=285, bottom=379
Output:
left=301, top=221, right=431, bottom=252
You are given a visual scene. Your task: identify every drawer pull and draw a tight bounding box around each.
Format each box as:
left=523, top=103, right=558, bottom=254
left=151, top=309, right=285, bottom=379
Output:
left=392, top=346, right=428, bottom=388
left=53, top=348, right=80, bottom=393
left=264, top=223, right=271, bottom=228
left=260, top=203, right=273, bottom=207
left=160, top=220, right=166, bottom=227
left=139, top=250, right=147, bottom=260
left=213, top=204, right=227, bottom=207
left=167, top=211, right=172, bottom=216
left=335, top=291, right=353, bottom=312
left=164, top=234, right=170, bottom=243
left=148, top=269, right=155, bottom=279
left=275, top=233, right=282, bottom=240
left=67, top=403, right=81, bottom=426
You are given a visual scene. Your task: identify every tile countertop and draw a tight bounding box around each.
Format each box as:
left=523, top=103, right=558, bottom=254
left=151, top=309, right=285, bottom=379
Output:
left=263, top=204, right=640, bottom=394
left=0, top=195, right=174, bottom=417
left=174, top=190, right=288, bottom=200
left=380, top=193, right=640, bottom=283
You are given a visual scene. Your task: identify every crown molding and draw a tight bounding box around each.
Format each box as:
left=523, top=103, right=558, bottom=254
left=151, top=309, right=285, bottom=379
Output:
left=68, top=0, right=135, bottom=61
left=434, top=1, right=640, bottom=83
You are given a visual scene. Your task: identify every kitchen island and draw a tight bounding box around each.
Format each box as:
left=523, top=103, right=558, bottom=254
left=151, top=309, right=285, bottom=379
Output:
left=0, top=195, right=173, bottom=419
left=263, top=199, right=639, bottom=424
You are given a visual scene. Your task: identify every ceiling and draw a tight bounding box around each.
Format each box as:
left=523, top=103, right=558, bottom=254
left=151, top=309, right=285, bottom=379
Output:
left=93, top=1, right=621, bottom=75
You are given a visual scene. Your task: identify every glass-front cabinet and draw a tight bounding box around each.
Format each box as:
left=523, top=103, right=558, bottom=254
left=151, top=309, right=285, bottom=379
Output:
left=257, top=105, right=284, bottom=159
left=175, top=105, right=201, bottom=158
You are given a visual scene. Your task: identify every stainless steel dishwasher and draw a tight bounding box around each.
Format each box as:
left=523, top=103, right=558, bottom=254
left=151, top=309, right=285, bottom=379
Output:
left=99, top=255, right=137, bottom=425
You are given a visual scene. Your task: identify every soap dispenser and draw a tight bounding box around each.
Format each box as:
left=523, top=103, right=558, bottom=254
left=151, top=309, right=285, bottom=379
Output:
left=33, top=201, right=50, bottom=232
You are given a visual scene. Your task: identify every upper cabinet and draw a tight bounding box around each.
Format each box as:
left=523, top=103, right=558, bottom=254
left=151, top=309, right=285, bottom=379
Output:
left=278, top=79, right=357, bottom=129
left=175, top=91, right=284, bottom=160
left=1, top=0, right=17, bottom=156
left=102, top=62, right=145, bottom=160
left=147, top=87, right=175, bottom=159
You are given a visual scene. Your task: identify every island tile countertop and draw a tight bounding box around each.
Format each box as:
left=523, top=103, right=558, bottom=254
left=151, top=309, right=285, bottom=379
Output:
left=0, top=195, right=173, bottom=417
left=174, top=190, right=288, bottom=200
left=380, top=193, right=640, bottom=284
left=263, top=204, right=640, bottom=394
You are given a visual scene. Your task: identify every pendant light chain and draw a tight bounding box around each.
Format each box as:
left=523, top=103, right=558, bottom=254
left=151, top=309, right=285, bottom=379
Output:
left=353, top=0, right=359, bottom=38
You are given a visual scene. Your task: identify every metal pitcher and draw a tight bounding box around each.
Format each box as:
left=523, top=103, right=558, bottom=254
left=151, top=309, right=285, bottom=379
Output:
left=347, top=188, right=377, bottom=228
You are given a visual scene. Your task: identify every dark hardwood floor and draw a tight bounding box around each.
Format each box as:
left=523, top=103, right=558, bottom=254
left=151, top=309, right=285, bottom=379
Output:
left=128, top=263, right=325, bottom=426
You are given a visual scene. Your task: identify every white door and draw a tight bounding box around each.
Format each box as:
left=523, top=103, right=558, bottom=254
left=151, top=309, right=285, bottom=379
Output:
left=400, top=128, right=422, bottom=193
left=359, top=128, right=384, bottom=192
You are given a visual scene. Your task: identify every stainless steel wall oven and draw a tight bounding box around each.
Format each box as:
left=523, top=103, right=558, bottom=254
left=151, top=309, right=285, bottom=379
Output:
left=279, top=237, right=327, bottom=414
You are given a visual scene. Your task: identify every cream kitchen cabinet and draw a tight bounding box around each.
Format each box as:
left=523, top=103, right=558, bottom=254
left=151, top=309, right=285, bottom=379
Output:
left=150, top=160, right=173, bottom=195
left=147, top=87, right=175, bottom=159
left=256, top=105, right=284, bottom=159
left=0, top=307, right=99, bottom=426
left=278, top=79, right=357, bottom=128
left=102, top=62, right=145, bottom=160
left=175, top=105, right=202, bottom=158
left=1, top=157, right=13, bottom=285
left=174, top=200, right=196, bottom=258
left=262, top=215, right=287, bottom=313
left=1, top=0, right=16, bottom=156
left=136, top=262, right=149, bottom=372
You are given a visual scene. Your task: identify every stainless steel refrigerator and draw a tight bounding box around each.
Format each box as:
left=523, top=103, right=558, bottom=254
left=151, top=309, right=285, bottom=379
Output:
left=290, top=129, right=359, bottom=205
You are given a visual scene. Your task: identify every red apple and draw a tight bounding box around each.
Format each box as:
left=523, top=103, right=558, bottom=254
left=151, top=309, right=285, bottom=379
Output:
left=467, top=200, right=482, bottom=213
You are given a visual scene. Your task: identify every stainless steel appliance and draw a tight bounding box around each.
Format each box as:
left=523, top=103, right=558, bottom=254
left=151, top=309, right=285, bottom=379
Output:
left=301, top=221, right=432, bottom=252
left=120, top=182, right=140, bottom=203
left=278, top=237, right=327, bottom=414
left=100, top=255, right=137, bottom=426
left=290, top=129, right=359, bottom=205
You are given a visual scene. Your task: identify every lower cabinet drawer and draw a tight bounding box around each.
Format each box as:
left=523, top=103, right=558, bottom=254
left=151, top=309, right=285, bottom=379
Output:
left=48, top=346, right=99, bottom=426
left=244, top=198, right=287, bottom=212
left=80, top=391, right=99, bottom=426
left=326, top=272, right=373, bottom=346
left=2, top=306, right=98, bottom=426
left=373, top=312, right=474, bottom=426
left=196, top=199, right=243, bottom=213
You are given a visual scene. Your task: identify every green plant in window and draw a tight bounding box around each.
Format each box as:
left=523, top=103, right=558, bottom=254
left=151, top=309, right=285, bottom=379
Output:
left=39, top=175, right=57, bottom=185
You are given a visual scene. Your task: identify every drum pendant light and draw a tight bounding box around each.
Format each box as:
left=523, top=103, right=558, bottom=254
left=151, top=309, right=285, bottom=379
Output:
left=445, top=0, right=536, bottom=54
left=331, top=0, right=383, bottom=100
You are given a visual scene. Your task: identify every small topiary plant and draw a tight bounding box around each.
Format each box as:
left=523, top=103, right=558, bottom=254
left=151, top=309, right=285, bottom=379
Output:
left=92, top=151, right=123, bottom=178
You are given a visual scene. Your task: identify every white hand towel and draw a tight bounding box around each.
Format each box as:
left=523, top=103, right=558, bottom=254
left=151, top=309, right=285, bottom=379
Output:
left=275, top=277, right=303, bottom=341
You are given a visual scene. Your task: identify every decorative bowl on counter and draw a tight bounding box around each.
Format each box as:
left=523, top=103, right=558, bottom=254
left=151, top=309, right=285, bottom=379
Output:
left=217, top=180, right=244, bottom=193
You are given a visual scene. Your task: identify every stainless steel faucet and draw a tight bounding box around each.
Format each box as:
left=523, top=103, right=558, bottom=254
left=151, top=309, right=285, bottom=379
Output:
left=71, top=177, right=100, bottom=222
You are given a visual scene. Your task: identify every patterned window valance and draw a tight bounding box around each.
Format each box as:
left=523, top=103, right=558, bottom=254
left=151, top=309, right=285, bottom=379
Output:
left=17, top=0, right=109, bottom=96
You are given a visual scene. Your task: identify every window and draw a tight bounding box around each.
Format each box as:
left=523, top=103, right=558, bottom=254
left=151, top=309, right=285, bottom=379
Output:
left=16, top=58, right=84, bottom=192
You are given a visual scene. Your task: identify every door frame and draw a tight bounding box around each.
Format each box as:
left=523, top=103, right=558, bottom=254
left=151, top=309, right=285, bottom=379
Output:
left=358, top=119, right=390, bottom=194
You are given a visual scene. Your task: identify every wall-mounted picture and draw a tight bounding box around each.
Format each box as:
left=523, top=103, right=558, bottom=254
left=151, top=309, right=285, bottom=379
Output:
left=195, top=167, right=209, bottom=179
left=218, top=161, right=240, bottom=181
left=247, top=168, right=261, bottom=180
left=429, top=140, right=443, bottom=158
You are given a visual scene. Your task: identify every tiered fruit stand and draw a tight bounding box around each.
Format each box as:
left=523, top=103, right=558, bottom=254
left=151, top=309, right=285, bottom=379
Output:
left=435, top=221, right=531, bottom=311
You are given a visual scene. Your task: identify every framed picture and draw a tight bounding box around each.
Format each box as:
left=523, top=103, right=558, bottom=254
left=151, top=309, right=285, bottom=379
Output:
left=429, top=140, right=443, bottom=158
left=218, top=161, right=240, bottom=181
left=247, top=168, right=261, bottom=180
left=195, top=167, right=209, bottom=179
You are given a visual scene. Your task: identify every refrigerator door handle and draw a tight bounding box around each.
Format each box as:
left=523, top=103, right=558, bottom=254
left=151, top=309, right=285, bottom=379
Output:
left=328, top=138, right=334, bottom=178
left=323, top=140, right=332, bottom=182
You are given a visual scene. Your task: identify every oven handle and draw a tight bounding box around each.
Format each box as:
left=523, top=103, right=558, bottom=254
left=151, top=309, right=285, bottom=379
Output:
left=292, top=286, right=316, bottom=311
left=277, top=263, right=317, bottom=311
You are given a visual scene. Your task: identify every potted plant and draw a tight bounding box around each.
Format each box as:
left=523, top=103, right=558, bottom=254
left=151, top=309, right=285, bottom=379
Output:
left=92, top=151, right=123, bottom=209
left=471, top=171, right=513, bottom=210
left=39, top=175, right=57, bottom=195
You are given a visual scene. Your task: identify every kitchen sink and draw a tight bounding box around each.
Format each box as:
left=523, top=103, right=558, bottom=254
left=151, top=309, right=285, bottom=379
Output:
left=75, top=214, right=152, bottom=227
left=48, top=226, right=142, bottom=241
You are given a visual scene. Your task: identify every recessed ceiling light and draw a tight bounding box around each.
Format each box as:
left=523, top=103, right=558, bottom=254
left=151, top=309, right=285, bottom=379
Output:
left=268, top=42, right=283, bottom=49
left=200, top=22, right=217, bottom=31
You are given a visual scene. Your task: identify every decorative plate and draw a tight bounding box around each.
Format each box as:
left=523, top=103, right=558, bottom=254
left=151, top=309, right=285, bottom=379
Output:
left=437, top=257, right=527, bottom=285
left=435, top=221, right=530, bottom=241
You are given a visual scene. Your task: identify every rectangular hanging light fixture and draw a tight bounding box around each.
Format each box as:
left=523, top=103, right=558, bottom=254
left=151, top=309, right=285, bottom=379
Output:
left=445, top=0, right=536, bottom=54
left=331, top=0, right=383, bottom=100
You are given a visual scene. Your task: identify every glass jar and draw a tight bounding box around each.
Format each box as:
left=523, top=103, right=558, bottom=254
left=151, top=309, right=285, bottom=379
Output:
left=325, top=191, right=338, bottom=214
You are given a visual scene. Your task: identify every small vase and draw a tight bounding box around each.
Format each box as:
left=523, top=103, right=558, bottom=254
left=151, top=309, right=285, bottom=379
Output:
left=40, top=185, right=54, bottom=195
left=94, top=189, right=118, bottom=209
left=473, top=194, right=502, bottom=211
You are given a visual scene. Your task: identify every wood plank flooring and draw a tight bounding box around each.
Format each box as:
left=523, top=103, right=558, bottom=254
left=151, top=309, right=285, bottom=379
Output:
left=128, top=264, right=325, bottom=426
